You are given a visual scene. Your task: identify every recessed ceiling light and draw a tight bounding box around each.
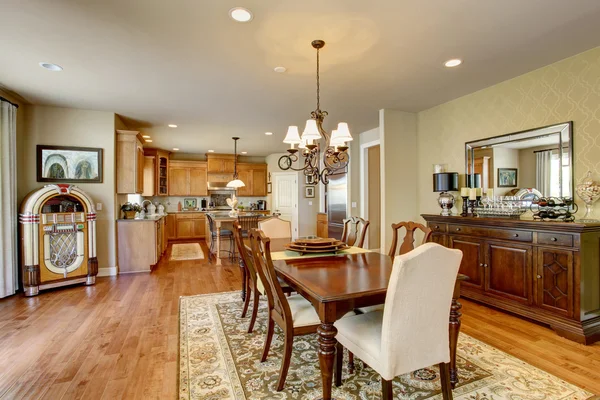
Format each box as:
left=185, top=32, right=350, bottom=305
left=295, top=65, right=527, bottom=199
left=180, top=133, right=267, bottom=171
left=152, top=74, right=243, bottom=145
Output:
left=145, top=139, right=153, bottom=143
left=168, top=124, right=177, bottom=128
left=229, top=7, right=253, bottom=22
left=173, top=148, right=179, bottom=151
left=274, top=66, right=287, bottom=73
left=444, top=59, right=462, bottom=68
left=208, top=149, right=215, bottom=153
left=241, top=151, right=248, bottom=154
left=265, top=132, right=273, bottom=136
left=39, top=62, right=63, bottom=71
left=142, top=135, right=151, bottom=138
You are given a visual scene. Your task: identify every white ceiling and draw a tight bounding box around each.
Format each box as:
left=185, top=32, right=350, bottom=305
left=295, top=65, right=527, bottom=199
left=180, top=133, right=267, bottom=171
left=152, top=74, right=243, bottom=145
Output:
left=2, top=0, right=600, bottom=156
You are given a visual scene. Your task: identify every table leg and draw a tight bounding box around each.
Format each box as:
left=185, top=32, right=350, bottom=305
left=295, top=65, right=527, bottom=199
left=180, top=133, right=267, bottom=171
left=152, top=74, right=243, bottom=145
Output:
left=449, top=282, right=462, bottom=389
left=241, top=262, right=247, bottom=301
left=317, top=323, right=337, bottom=400
left=215, top=221, right=222, bottom=266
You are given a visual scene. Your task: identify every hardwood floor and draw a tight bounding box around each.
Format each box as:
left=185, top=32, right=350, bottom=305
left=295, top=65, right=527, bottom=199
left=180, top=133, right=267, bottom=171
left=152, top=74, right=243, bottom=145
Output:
left=0, top=242, right=598, bottom=399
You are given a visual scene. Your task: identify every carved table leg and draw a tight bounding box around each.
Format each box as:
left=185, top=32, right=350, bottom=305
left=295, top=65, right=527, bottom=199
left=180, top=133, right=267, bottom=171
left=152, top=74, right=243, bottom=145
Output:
left=449, top=281, right=462, bottom=389
left=317, top=323, right=338, bottom=400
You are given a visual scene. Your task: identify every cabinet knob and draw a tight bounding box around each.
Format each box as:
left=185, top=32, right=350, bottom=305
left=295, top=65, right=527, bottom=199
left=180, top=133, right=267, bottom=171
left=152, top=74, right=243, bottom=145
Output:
left=551, top=237, right=558, bottom=242
left=479, top=263, right=484, bottom=267
left=435, top=225, right=440, bottom=229
left=513, top=234, right=519, bottom=237
left=456, top=228, right=461, bottom=231
left=484, top=264, right=488, bottom=267
left=537, top=274, right=542, bottom=279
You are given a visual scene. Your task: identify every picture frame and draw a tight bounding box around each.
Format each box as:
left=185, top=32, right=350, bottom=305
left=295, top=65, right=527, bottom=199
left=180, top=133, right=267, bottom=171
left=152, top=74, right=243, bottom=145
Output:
left=305, top=174, right=317, bottom=185
left=37, top=145, right=103, bottom=183
left=497, top=168, right=518, bottom=187
left=183, top=198, right=197, bottom=209
left=305, top=186, right=315, bottom=198
left=267, top=182, right=272, bottom=194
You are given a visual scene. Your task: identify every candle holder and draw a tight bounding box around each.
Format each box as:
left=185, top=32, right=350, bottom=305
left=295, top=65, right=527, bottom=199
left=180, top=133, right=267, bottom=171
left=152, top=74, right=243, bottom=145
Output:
left=469, top=199, right=478, bottom=217
left=461, top=196, right=469, bottom=217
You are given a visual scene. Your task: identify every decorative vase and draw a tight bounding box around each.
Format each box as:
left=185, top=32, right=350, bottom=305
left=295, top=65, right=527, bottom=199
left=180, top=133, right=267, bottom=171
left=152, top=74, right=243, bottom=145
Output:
left=575, top=171, right=600, bottom=222
left=123, top=210, right=137, bottom=219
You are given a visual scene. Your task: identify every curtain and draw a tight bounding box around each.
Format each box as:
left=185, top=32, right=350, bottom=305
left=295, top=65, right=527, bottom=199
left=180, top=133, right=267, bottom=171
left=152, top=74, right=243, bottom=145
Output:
left=0, top=99, right=18, bottom=298
left=536, top=150, right=552, bottom=197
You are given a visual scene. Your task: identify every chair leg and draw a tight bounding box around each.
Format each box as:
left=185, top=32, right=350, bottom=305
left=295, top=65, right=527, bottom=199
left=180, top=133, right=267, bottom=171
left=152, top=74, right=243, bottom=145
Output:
left=381, top=377, right=393, bottom=400
left=276, top=329, right=294, bottom=391
left=241, top=286, right=251, bottom=318
left=334, top=342, right=343, bottom=387
left=247, top=289, right=260, bottom=333
left=438, top=362, right=453, bottom=400
left=348, top=351, right=355, bottom=374
left=261, top=316, right=274, bottom=362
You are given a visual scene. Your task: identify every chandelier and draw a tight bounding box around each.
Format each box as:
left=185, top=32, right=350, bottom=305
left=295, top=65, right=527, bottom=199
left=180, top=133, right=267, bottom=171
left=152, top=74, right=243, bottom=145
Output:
left=278, top=39, right=353, bottom=185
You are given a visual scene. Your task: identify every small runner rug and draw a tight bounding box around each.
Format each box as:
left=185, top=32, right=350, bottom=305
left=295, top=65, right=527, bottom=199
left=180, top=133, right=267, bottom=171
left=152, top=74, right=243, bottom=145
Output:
left=179, top=291, right=593, bottom=400
left=171, top=243, right=204, bottom=261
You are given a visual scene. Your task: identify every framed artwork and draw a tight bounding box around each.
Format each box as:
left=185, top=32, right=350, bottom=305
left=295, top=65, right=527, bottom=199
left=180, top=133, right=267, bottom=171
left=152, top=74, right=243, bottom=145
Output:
left=305, top=174, right=317, bottom=185
left=305, top=186, right=315, bottom=198
left=497, top=168, right=518, bottom=187
left=184, top=198, right=197, bottom=209
left=37, top=145, right=103, bottom=183
left=267, top=182, right=272, bottom=194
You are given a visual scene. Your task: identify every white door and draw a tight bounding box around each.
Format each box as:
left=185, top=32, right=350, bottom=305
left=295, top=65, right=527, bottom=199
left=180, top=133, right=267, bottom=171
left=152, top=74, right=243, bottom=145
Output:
left=272, top=172, right=299, bottom=239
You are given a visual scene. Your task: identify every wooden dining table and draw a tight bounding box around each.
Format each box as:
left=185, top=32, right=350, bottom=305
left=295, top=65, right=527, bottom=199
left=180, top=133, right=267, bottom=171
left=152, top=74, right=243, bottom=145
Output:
left=244, top=239, right=466, bottom=400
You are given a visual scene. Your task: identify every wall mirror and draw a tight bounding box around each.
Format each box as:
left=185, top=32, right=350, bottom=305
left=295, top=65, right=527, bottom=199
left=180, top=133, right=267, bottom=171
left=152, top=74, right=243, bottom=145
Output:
left=465, top=122, right=573, bottom=198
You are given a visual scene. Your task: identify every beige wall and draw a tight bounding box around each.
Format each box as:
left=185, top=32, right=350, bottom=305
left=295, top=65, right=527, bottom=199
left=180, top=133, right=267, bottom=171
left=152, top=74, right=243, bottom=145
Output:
left=418, top=46, right=600, bottom=219
left=21, top=106, right=117, bottom=273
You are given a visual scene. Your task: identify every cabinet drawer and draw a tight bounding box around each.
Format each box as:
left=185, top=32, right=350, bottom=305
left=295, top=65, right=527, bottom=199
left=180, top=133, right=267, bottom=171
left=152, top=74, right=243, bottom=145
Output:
left=428, top=222, right=447, bottom=233
left=177, top=213, right=204, bottom=219
left=448, top=224, right=532, bottom=242
left=538, top=232, right=573, bottom=247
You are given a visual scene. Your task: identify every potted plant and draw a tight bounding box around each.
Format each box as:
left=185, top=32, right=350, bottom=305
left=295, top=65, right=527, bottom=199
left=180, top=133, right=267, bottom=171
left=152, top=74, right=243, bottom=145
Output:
left=121, top=202, right=142, bottom=219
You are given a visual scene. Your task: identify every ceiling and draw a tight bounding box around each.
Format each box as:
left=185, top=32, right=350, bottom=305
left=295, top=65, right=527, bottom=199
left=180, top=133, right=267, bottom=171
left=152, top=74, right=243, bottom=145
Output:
left=2, top=0, right=600, bottom=156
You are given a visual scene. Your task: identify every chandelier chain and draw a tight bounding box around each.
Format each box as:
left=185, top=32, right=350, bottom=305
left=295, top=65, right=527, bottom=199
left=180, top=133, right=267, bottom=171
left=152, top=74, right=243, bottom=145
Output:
left=316, top=47, right=320, bottom=111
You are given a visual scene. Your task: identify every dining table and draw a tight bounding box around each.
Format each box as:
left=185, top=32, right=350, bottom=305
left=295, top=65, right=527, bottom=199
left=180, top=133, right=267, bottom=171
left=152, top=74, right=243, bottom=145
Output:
left=245, top=238, right=467, bottom=400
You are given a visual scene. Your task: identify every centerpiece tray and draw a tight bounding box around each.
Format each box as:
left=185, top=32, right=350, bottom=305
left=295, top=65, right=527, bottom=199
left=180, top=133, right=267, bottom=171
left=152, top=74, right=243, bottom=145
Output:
left=285, top=238, right=350, bottom=255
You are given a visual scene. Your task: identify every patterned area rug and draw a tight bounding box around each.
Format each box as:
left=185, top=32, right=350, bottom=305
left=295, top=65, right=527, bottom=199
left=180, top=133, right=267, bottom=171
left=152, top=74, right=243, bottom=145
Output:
left=171, top=243, right=205, bottom=261
left=179, top=292, right=593, bottom=400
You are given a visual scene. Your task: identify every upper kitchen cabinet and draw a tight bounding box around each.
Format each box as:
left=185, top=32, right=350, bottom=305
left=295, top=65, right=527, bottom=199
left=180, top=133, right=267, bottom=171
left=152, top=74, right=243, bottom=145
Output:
left=168, top=160, right=208, bottom=196
left=207, top=154, right=236, bottom=174
left=116, top=130, right=145, bottom=194
left=143, top=149, right=170, bottom=196
left=236, top=163, right=267, bottom=197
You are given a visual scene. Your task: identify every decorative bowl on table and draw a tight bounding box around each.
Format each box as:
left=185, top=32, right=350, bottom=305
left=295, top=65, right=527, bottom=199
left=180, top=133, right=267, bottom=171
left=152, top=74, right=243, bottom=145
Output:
left=284, top=238, right=350, bottom=255
left=575, top=171, right=600, bottom=222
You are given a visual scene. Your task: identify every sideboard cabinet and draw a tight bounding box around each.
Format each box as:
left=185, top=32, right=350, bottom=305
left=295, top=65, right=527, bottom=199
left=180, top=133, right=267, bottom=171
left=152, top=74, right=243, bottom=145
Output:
left=422, top=214, right=600, bottom=344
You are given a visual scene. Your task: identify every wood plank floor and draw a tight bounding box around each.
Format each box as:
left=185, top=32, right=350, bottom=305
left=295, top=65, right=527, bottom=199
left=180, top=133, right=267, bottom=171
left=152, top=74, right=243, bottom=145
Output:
left=0, top=241, right=598, bottom=399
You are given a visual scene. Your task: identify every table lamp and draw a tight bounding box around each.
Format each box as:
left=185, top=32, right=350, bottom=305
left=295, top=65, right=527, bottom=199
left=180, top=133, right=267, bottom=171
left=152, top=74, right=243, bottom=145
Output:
left=433, top=172, right=459, bottom=216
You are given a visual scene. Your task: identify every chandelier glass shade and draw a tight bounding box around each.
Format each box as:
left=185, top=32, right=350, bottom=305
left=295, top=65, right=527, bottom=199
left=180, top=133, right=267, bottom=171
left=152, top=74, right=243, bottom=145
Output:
left=278, top=39, right=353, bottom=185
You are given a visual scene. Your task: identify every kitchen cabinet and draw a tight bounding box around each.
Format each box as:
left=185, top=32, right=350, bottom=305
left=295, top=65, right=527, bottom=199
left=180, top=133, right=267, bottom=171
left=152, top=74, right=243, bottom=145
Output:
left=168, top=161, right=207, bottom=196
left=423, top=214, right=600, bottom=344
left=117, top=216, right=167, bottom=273
left=169, top=213, right=206, bottom=240
left=116, top=130, right=146, bottom=194
left=166, top=214, right=177, bottom=240
left=142, top=156, right=155, bottom=196
left=236, top=163, right=268, bottom=197
left=143, top=149, right=170, bottom=196
left=207, top=154, right=236, bottom=174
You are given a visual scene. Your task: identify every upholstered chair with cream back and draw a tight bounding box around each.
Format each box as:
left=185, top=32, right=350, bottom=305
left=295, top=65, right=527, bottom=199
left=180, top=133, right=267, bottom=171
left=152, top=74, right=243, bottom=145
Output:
left=258, top=216, right=291, bottom=239
left=334, top=242, right=462, bottom=399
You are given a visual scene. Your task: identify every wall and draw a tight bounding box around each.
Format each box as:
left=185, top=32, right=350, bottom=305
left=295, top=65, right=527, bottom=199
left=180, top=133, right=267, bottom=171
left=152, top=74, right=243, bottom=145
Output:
left=22, top=106, right=118, bottom=275
left=418, top=46, right=600, bottom=219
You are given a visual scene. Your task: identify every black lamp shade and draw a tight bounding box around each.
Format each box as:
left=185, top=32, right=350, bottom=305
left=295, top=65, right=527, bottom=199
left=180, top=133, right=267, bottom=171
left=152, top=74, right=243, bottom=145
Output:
left=433, top=172, right=459, bottom=192
left=466, top=173, right=482, bottom=188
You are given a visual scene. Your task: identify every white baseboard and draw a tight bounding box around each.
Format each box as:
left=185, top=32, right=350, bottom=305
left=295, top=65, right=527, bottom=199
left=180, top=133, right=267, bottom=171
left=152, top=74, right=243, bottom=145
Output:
left=98, top=267, right=117, bottom=277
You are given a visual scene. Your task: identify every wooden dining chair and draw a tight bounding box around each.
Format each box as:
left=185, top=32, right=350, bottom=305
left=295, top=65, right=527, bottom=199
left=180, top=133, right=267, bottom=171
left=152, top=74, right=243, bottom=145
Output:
left=237, top=214, right=260, bottom=237
left=248, top=228, right=321, bottom=391
left=232, top=224, right=292, bottom=333
left=388, top=221, right=432, bottom=260
left=340, top=216, right=370, bottom=248
left=258, top=216, right=291, bottom=239
left=334, top=243, right=463, bottom=399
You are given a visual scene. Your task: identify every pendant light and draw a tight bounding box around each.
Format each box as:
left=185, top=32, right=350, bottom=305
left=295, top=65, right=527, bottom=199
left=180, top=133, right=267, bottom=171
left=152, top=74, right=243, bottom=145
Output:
left=227, top=137, right=245, bottom=188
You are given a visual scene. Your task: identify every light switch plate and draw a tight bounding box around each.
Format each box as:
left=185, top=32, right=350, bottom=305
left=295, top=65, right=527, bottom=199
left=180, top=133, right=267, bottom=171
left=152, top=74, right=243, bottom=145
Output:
left=308, top=201, right=313, bottom=206
left=96, top=203, right=102, bottom=211
left=351, top=202, right=357, bottom=208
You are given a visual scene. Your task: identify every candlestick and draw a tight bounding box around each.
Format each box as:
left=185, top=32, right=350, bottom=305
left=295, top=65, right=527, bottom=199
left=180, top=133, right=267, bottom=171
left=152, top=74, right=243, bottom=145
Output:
left=461, top=196, right=469, bottom=217
left=469, top=199, right=478, bottom=217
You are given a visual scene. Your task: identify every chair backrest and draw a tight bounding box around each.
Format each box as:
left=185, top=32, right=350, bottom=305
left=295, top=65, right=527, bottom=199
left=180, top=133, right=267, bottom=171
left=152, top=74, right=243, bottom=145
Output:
left=238, top=214, right=260, bottom=233
left=249, top=229, right=292, bottom=328
left=380, top=242, right=462, bottom=380
left=258, top=217, right=291, bottom=239
left=233, top=223, right=259, bottom=290
left=341, top=216, right=370, bottom=248
left=206, top=213, right=216, bottom=233
left=387, top=221, right=432, bottom=259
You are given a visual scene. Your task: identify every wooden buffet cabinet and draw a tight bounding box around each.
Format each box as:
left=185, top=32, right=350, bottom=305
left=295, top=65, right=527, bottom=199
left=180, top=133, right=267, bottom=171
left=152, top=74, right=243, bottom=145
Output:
left=422, top=214, right=600, bottom=344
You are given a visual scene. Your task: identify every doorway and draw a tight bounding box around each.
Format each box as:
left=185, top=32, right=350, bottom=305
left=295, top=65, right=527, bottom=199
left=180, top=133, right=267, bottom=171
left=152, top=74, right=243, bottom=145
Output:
left=361, top=140, right=381, bottom=250
left=271, top=172, right=299, bottom=239
left=324, top=172, right=347, bottom=239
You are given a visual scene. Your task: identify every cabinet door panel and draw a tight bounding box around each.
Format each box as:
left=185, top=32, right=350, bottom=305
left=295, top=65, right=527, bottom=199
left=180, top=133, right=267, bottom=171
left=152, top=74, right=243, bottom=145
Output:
left=176, top=220, right=194, bottom=239
left=536, top=248, right=573, bottom=317
left=189, top=167, right=207, bottom=196
left=136, top=146, right=145, bottom=194
left=223, top=159, right=236, bottom=173
left=207, top=158, right=222, bottom=173
left=485, top=242, right=532, bottom=303
left=193, top=218, right=206, bottom=238
left=169, top=168, right=189, bottom=196
left=236, top=169, right=252, bottom=196
left=430, top=233, right=447, bottom=247
left=166, top=214, right=177, bottom=240
left=449, top=236, right=484, bottom=290
left=252, top=169, right=267, bottom=196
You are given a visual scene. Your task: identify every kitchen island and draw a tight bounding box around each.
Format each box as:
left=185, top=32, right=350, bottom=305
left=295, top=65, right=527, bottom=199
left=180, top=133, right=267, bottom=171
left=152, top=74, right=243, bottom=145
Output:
left=117, top=214, right=168, bottom=273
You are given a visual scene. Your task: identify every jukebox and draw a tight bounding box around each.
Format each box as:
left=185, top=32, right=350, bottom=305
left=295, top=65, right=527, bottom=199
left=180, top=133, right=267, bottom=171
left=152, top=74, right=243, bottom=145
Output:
left=19, top=184, right=98, bottom=296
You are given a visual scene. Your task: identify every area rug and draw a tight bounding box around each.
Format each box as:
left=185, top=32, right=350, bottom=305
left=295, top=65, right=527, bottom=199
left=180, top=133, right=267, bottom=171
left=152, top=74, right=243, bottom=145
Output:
left=179, top=292, right=593, bottom=400
left=171, top=243, right=205, bottom=261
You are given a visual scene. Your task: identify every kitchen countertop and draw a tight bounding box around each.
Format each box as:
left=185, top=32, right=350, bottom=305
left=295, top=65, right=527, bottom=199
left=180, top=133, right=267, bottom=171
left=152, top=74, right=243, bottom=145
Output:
left=169, top=209, right=271, bottom=214
left=117, top=214, right=168, bottom=222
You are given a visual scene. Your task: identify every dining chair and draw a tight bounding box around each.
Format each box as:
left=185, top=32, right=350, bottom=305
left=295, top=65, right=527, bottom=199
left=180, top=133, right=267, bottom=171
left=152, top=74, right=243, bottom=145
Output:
left=340, top=216, right=370, bottom=248
left=334, top=242, right=463, bottom=400
left=388, top=221, right=432, bottom=260
left=248, top=228, right=321, bottom=391
left=206, top=213, right=235, bottom=260
left=237, top=214, right=260, bottom=237
left=258, top=216, right=291, bottom=239
left=233, top=224, right=292, bottom=333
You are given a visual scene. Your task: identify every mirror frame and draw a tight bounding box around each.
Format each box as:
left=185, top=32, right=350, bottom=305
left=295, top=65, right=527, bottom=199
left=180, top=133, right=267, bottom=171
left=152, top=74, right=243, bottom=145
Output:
left=465, top=121, right=573, bottom=197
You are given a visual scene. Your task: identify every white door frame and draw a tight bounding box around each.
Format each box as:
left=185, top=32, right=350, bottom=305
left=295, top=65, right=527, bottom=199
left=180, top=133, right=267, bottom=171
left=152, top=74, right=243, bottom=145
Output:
left=271, top=171, right=299, bottom=239
left=360, top=139, right=381, bottom=249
